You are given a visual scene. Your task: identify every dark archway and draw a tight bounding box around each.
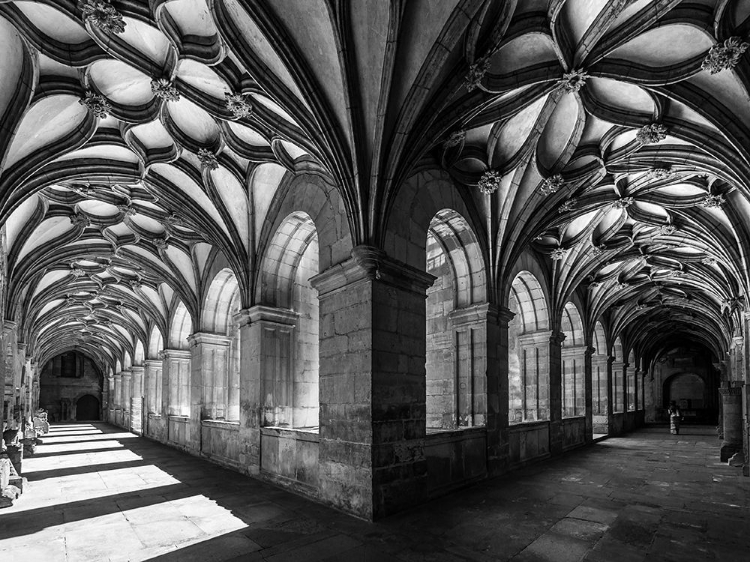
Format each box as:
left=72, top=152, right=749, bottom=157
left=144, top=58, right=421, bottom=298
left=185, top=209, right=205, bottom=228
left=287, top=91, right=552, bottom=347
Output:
left=77, top=395, right=100, bottom=421
left=663, top=372, right=713, bottom=424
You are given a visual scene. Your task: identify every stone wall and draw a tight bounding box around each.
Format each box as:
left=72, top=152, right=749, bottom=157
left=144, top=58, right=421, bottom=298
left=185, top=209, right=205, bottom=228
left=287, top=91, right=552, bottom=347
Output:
left=38, top=352, right=102, bottom=422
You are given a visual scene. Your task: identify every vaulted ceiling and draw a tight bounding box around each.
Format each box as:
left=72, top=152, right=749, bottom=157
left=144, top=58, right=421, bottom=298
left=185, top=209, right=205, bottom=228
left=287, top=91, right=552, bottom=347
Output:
left=1, top=0, right=750, bottom=370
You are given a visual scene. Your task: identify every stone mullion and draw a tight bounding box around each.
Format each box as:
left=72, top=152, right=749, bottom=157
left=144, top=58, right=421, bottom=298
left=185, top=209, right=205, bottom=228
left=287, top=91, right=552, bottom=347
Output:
left=121, top=369, right=132, bottom=429
left=584, top=346, right=594, bottom=440
left=114, top=372, right=122, bottom=426
left=606, top=356, right=616, bottom=433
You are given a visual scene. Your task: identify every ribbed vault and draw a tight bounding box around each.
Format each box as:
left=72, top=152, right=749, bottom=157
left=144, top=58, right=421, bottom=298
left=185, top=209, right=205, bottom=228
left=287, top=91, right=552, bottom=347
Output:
left=2, top=0, right=750, bottom=375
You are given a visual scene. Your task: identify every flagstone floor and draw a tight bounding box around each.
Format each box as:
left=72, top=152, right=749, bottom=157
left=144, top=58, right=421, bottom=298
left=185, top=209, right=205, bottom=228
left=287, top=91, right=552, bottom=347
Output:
left=0, top=423, right=747, bottom=562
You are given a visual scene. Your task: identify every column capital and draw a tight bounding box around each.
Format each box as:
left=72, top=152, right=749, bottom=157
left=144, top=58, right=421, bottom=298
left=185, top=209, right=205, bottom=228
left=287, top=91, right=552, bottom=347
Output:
left=187, top=332, right=232, bottom=347
left=449, top=303, right=500, bottom=327
left=719, top=385, right=743, bottom=397
left=310, top=246, right=436, bottom=298
left=241, top=305, right=298, bottom=327
left=130, top=365, right=145, bottom=375
left=158, top=349, right=191, bottom=360
left=144, top=359, right=162, bottom=368
left=549, top=330, right=566, bottom=347
left=121, top=369, right=132, bottom=380
left=585, top=346, right=597, bottom=357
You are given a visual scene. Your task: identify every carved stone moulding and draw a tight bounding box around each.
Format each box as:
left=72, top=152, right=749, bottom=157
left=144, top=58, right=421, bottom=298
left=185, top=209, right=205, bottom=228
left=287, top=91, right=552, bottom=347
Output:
left=443, top=130, right=465, bottom=149
left=197, top=148, right=219, bottom=170
left=700, top=193, right=725, bottom=208
left=225, top=93, right=252, bottom=119
left=558, top=199, right=577, bottom=214
left=79, top=91, right=111, bottom=119
left=636, top=123, right=667, bottom=144
left=702, top=37, right=749, bottom=74
left=151, top=79, right=180, bottom=102
left=81, top=0, right=126, bottom=34
left=464, top=57, right=490, bottom=92
left=540, top=174, right=564, bottom=195
left=550, top=247, right=567, bottom=261
left=557, top=69, right=589, bottom=93
left=477, top=170, right=501, bottom=194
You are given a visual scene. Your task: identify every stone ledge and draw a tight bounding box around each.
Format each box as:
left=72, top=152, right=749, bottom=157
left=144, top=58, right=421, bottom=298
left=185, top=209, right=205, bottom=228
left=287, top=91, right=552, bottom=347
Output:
left=202, top=419, right=240, bottom=431
left=508, top=420, right=550, bottom=432
left=261, top=426, right=320, bottom=443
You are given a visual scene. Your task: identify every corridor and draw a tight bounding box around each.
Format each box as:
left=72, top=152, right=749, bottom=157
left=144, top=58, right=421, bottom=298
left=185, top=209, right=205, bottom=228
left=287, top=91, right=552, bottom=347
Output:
left=1, top=424, right=748, bottom=562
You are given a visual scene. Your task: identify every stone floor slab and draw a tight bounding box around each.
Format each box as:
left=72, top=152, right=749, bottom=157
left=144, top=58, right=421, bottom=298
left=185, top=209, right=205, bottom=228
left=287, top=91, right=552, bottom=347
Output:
left=0, top=423, right=748, bottom=562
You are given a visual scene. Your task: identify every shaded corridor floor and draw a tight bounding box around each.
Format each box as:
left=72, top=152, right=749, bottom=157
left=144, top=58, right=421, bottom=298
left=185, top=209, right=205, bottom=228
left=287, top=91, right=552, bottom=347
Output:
left=1, top=423, right=748, bottom=562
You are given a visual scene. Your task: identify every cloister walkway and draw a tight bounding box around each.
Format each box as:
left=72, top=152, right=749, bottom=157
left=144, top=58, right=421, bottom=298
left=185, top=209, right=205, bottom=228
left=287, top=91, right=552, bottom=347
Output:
left=1, top=423, right=748, bottom=562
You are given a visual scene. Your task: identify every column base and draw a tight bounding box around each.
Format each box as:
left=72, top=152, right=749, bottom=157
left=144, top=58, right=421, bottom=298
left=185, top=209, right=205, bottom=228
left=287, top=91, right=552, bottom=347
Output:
left=720, top=442, right=741, bottom=462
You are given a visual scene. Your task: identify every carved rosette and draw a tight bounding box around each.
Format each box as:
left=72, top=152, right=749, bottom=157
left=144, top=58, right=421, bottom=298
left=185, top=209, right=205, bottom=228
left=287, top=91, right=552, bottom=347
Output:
left=477, top=170, right=501, bottom=194
left=591, top=244, right=606, bottom=257
left=550, top=247, right=567, bottom=261
left=612, top=197, right=634, bottom=209
left=117, top=205, right=136, bottom=217
left=540, top=174, right=564, bottom=195
left=464, top=57, right=490, bottom=92
left=636, top=123, right=667, bottom=144
left=443, top=130, right=465, bottom=149
left=649, top=167, right=673, bottom=180
left=69, top=212, right=90, bottom=228
left=150, top=78, right=180, bottom=102
left=557, top=69, right=589, bottom=93
left=658, top=224, right=676, bottom=236
left=558, top=199, right=577, bottom=214
left=79, top=91, right=111, bottom=119
left=700, top=193, right=725, bottom=208
left=153, top=238, right=169, bottom=250
left=225, top=92, right=252, bottom=119
left=702, top=37, right=749, bottom=74
left=197, top=148, right=219, bottom=170
left=81, top=0, right=126, bottom=34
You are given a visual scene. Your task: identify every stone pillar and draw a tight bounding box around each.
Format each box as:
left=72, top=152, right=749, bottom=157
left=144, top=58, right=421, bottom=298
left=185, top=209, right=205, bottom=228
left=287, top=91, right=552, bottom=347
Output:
left=161, top=350, right=191, bottom=417
left=606, top=356, right=616, bottom=432
left=236, top=306, right=298, bottom=475
left=144, top=359, right=162, bottom=414
left=188, top=333, right=232, bottom=420
left=622, top=362, right=630, bottom=413
left=584, top=346, right=595, bottom=440
left=121, top=369, right=132, bottom=429
left=130, top=366, right=144, bottom=434
left=720, top=383, right=743, bottom=462
left=548, top=331, right=565, bottom=455
left=487, top=306, right=511, bottom=476
left=114, top=373, right=122, bottom=426
left=310, top=246, right=435, bottom=520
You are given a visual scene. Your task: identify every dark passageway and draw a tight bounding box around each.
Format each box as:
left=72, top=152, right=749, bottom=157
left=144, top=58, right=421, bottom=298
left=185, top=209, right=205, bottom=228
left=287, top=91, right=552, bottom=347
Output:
left=1, top=423, right=748, bottom=561
left=75, top=395, right=100, bottom=421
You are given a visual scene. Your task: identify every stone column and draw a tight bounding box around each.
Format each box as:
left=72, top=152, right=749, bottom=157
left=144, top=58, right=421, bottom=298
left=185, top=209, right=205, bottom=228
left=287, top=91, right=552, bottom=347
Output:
left=236, top=306, right=298, bottom=475
left=584, top=346, right=595, bottom=440
left=548, top=331, right=565, bottom=455
left=130, top=366, right=144, bottom=434
left=606, top=356, right=616, bottom=433
left=487, top=306, right=511, bottom=476
left=114, top=372, right=123, bottom=426
left=161, top=350, right=191, bottom=417
left=144, top=359, right=162, bottom=414
left=310, top=246, right=435, bottom=520
left=720, top=383, right=744, bottom=462
left=121, top=369, right=132, bottom=429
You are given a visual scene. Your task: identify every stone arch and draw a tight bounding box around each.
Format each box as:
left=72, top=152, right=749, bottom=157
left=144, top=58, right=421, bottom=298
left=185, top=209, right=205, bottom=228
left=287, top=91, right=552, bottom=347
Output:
left=592, top=321, right=609, bottom=419
left=202, top=268, right=240, bottom=335
left=383, top=168, right=487, bottom=274
left=663, top=372, right=707, bottom=411
left=257, top=211, right=319, bottom=309
left=134, top=340, right=145, bottom=366
left=169, top=300, right=192, bottom=350
left=425, top=208, right=488, bottom=430
left=76, top=394, right=100, bottom=421
left=508, top=270, right=550, bottom=423
left=147, top=326, right=163, bottom=360
left=561, top=301, right=585, bottom=417
left=257, top=173, right=352, bottom=280
left=257, top=211, right=320, bottom=429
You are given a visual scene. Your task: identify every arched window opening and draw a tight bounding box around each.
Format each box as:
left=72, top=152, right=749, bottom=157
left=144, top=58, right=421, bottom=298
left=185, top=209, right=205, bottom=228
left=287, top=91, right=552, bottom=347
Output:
left=508, top=271, right=550, bottom=424
left=612, top=337, right=624, bottom=413
left=260, top=211, right=319, bottom=429
left=561, top=302, right=585, bottom=418
left=201, top=268, right=241, bottom=421
left=168, top=301, right=192, bottom=416
left=134, top=340, right=145, bottom=366
left=146, top=326, right=164, bottom=415
left=425, top=209, right=487, bottom=431
left=591, top=321, right=609, bottom=435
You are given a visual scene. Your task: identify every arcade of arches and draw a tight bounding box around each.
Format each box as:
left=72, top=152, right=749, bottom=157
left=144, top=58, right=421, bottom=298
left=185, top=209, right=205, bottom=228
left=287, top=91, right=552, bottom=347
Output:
left=1, top=0, right=749, bottom=521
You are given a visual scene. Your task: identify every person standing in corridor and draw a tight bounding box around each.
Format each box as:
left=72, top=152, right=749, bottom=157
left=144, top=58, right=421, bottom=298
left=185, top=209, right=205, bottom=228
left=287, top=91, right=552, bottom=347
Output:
left=668, top=400, right=682, bottom=435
